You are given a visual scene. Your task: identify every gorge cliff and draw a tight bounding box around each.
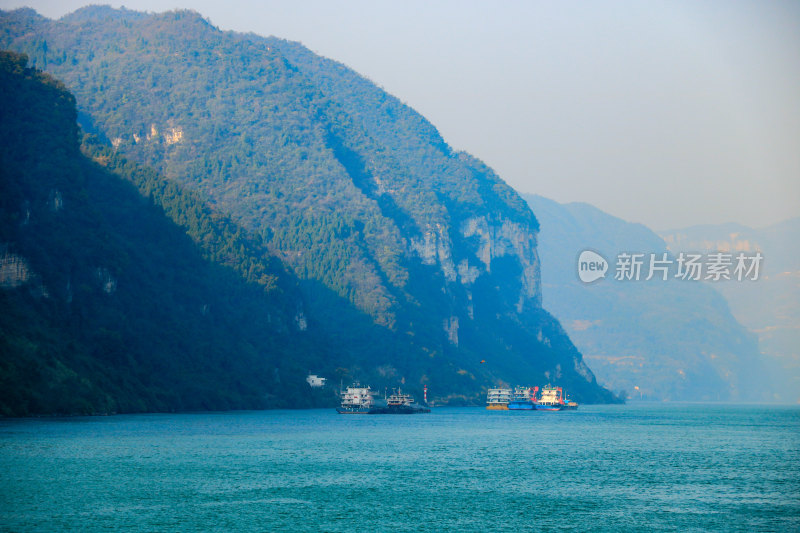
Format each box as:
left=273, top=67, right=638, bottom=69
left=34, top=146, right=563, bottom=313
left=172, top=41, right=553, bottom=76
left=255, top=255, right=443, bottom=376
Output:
left=0, top=7, right=618, bottom=412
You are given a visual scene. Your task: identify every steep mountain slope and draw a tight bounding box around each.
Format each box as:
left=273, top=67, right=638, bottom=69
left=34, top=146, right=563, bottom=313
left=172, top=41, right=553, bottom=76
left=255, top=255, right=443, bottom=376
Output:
left=1, top=7, right=616, bottom=403
left=0, top=50, right=335, bottom=415
left=660, top=220, right=800, bottom=401
left=526, top=194, right=769, bottom=401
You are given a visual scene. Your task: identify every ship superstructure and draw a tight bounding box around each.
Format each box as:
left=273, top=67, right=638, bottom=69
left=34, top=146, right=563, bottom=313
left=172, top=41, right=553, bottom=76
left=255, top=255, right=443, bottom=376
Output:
left=563, top=393, right=579, bottom=410
left=336, top=383, right=375, bottom=414
left=368, top=388, right=430, bottom=414
left=536, top=384, right=566, bottom=411
left=507, top=386, right=538, bottom=410
left=486, top=388, right=512, bottom=410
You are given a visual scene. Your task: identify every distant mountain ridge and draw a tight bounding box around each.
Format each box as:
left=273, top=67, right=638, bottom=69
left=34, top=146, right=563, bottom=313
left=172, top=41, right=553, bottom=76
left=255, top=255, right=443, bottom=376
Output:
left=659, top=219, right=800, bottom=401
left=659, top=218, right=800, bottom=275
left=0, top=6, right=617, bottom=409
left=525, top=194, right=770, bottom=401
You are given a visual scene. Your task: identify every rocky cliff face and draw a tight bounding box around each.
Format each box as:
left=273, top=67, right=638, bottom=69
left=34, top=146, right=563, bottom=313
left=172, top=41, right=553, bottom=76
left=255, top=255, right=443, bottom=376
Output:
left=460, top=216, right=542, bottom=311
left=409, top=215, right=541, bottom=313
left=0, top=246, right=32, bottom=288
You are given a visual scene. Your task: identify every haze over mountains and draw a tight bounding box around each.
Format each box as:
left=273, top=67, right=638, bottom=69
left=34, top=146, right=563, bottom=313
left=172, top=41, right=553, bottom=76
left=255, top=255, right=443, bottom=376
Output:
left=0, top=6, right=618, bottom=414
left=659, top=219, right=800, bottom=400
left=525, top=195, right=775, bottom=402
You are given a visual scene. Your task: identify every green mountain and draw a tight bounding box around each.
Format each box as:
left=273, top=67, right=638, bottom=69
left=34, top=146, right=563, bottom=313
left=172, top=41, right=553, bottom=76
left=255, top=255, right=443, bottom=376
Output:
left=0, top=6, right=617, bottom=410
left=526, top=194, right=769, bottom=401
left=0, top=49, right=336, bottom=415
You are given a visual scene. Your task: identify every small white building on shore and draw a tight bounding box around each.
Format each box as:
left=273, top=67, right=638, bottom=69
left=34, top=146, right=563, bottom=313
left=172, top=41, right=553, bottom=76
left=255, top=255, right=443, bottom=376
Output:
left=306, top=374, right=326, bottom=388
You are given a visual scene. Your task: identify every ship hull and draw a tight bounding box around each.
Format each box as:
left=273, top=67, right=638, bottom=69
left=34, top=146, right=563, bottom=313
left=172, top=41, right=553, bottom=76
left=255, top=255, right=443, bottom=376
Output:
left=536, top=405, right=562, bottom=411
left=368, top=406, right=430, bottom=414
left=507, top=401, right=536, bottom=410
left=336, top=407, right=371, bottom=414
left=486, top=404, right=509, bottom=410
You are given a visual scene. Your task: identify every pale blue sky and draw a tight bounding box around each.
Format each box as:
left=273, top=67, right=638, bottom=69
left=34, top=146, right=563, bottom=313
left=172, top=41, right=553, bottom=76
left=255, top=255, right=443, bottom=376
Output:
left=2, top=0, right=798, bottom=230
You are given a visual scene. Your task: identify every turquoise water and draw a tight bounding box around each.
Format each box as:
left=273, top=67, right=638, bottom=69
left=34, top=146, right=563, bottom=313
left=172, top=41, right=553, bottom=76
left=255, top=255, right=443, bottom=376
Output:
left=1, top=404, right=799, bottom=531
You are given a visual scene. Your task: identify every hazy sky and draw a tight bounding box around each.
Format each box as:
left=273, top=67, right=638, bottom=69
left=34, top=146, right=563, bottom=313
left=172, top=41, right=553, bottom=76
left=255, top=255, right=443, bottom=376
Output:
left=3, top=0, right=799, bottom=230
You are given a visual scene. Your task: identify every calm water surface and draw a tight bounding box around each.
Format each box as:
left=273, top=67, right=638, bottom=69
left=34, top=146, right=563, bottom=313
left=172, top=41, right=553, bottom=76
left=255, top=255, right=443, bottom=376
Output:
left=1, top=404, right=799, bottom=531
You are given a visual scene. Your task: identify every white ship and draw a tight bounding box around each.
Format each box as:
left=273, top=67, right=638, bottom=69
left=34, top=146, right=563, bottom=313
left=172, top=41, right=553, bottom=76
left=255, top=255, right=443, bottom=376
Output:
left=336, top=383, right=374, bottom=414
left=486, top=387, right=512, bottom=410
left=537, top=384, right=567, bottom=411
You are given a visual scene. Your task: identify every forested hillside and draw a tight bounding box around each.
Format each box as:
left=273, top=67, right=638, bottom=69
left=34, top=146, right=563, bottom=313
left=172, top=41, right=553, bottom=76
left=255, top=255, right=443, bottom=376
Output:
left=1, top=6, right=618, bottom=408
left=0, top=50, right=335, bottom=415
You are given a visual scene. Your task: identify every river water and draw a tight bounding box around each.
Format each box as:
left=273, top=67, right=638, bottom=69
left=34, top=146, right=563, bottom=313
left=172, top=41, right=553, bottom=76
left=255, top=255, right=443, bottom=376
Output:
left=1, top=403, right=798, bottom=531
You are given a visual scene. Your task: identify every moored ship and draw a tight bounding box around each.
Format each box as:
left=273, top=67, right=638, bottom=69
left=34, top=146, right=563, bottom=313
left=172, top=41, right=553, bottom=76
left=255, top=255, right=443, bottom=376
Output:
left=368, top=388, right=430, bottom=414
left=562, top=393, right=579, bottom=410
left=336, top=383, right=375, bottom=414
left=485, top=384, right=579, bottom=411
left=507, top=386, right=538, bottom=410
left=536, top=384, right=572, bottom=411
left=486, top=387, right=512, bottom=410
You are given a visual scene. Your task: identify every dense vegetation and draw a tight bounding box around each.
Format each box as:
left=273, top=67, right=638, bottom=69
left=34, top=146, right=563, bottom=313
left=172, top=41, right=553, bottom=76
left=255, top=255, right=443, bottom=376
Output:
left=0, top=7, right=536, bottom=324
left=0, top=50, right=340, bottom=415
left=0, top=6, right=619, bottom=413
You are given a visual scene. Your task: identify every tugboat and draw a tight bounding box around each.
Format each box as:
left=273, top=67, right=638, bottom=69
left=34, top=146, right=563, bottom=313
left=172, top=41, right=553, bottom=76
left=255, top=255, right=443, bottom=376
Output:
left=368, top=387, right=430, bottom=414
left=562, top=393, right=579, bottom=410
left=336, top=383, right=375, bottom=414
left=486, top=387, right=512, bottom=410
left=507, top=386, right=538, bottom=410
